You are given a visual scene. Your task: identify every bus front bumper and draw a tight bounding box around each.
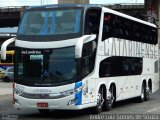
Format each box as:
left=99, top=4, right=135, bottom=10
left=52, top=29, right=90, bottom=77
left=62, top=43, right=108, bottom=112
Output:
left=14, top=94, right=96, bottom=110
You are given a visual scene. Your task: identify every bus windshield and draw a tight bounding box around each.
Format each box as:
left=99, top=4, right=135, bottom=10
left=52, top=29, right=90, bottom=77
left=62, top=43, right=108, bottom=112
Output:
left=18, top=9, right=82, bottom=36
left=15, top=47, right=77, bottom=86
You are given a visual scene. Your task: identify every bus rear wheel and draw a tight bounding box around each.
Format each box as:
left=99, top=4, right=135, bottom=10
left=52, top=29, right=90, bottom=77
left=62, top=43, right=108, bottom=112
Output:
left=103, top=85, right=115, bottom=111
left=144, top=85, right=150, bottom=101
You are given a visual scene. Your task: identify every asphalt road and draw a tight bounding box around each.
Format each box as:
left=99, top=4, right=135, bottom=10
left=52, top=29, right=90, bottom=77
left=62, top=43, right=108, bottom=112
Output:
left=0, top=89, right=160, bottom=120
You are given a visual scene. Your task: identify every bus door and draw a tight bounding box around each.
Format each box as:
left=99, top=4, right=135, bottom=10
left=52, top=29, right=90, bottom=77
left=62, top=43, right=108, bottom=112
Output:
left=82, top=8, right=102, bottom=102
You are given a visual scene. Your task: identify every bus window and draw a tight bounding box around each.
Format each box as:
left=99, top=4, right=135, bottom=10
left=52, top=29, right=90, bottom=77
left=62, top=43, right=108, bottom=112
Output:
left=18, top=9, right=82, bottom=36
left=103, top=14, right=111, bottom=39
left=84, top=8, right=101, bottom=36
left=80, top=41, right=96, bottom=78
left=99, top=57, right=143, bottom=77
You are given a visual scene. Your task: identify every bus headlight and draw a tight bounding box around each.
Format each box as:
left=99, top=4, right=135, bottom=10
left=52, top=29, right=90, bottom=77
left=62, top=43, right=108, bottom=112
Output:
left=60, top=87, right=83, bottom=97
left=14, top=85, right=24, bottom=95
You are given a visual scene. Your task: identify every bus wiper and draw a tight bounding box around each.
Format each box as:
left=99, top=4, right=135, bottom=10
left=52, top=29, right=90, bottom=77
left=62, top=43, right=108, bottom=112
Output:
left=55, top=71, right=63, bottom=76
left=58, top=78, right=76, bottom=84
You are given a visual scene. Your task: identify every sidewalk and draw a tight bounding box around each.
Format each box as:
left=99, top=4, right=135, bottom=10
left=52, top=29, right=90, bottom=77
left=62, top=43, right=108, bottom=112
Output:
left=0, top=80, right=12, bottom=96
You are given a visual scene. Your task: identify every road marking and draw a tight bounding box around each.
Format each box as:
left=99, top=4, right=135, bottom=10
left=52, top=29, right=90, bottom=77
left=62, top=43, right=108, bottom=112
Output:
left=146, top=107, right=160, bottom=113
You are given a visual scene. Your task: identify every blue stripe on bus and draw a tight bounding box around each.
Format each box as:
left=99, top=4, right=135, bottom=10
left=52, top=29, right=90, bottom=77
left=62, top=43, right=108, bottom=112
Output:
left=75, top=81, right=82, bottom=105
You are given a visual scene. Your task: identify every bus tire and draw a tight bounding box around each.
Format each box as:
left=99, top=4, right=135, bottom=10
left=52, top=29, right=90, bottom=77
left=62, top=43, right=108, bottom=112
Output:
left=38, top=109, right=50, bottom=113
left=2, top=76, right=10, bottom=82
left=103, top=85, right=115, bottom=111
left=137, top=83, right=145, bottom=103
left=144, top=85, right=149, bottom=101
left=92, top=87, right=104, bottom=114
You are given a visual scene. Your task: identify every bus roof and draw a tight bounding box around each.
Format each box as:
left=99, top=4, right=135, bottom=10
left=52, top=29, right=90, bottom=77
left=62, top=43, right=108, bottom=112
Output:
left=27, top=4, right=99, bottom=10
left=26, top=4, right=156, bottom=28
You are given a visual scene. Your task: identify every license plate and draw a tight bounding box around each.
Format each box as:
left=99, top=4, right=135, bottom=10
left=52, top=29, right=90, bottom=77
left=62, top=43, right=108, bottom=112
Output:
left=37, top=102, right=48, bottom=108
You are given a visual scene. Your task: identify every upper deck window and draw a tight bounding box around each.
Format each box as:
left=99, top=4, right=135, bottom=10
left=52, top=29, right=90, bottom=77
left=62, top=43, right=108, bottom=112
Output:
left=17, top=8, right=83, bottom=41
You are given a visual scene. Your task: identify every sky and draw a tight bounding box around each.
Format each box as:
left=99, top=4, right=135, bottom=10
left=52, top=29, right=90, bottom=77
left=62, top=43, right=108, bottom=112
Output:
left=0, top=0, right=58, bottom=6
left=0, top=0, right=144, bottom=6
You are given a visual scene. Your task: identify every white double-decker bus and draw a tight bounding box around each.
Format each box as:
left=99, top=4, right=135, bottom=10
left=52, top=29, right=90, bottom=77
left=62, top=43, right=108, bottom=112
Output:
left=1, top=4, right=159, bottom=114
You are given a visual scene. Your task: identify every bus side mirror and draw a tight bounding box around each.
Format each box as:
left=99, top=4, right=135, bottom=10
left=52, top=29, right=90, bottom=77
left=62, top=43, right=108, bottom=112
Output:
left=1, top=37, right=16, bottom=60
left=75, top=34, right=96, bottom=58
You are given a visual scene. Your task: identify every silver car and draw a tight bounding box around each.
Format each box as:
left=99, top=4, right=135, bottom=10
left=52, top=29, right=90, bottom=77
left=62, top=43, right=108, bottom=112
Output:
left=2, top=67, right=14, bottom=82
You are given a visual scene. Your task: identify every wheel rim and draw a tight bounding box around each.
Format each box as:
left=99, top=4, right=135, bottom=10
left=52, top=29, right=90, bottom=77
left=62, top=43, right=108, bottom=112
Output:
left=141, top=92, right=144, bottom=99
left=97, top=89, right=104, bottom=108
left=141, top=85, right=144, bottom=99
left=146, top=87, right=150, bottom=98
left=108, top=86, right=114, bottom=107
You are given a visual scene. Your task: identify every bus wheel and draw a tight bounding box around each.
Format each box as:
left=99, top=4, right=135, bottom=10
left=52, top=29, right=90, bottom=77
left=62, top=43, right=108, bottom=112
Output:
left=144, top=86, right=150, bottom=101
left=92, top=87, right=104, bottom=114
left=103, top=85, right=114, bottom=111
left=137, top=83, right=145, bottom=103
left=2, top=76, right=10, bottom=82
left=38, top=109, right=50, bottom=113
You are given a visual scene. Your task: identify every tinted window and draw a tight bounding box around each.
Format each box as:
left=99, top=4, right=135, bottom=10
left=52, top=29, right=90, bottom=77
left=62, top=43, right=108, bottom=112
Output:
left=99, top=57, right=142, bottom=77
left=15, top=47, right=77, bottom=87
left=18, top=9, right=81, bottom=35
left=79, top=41, right=96, bottom=78
left=84, top=9, right=101, bottom=35
left=17, top=8, right=83, bottom=41
left=102, top=13, right=158, bottom=45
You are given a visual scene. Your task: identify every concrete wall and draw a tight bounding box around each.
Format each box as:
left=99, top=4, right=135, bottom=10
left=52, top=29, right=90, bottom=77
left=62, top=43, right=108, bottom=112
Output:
left=58, top=0, right=89, bottom=4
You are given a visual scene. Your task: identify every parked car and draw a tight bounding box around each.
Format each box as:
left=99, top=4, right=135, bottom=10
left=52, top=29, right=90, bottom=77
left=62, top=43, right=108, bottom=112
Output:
left=1, top=67, right=14, bottom=82
left=0, top=68, right=4, bottom=79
